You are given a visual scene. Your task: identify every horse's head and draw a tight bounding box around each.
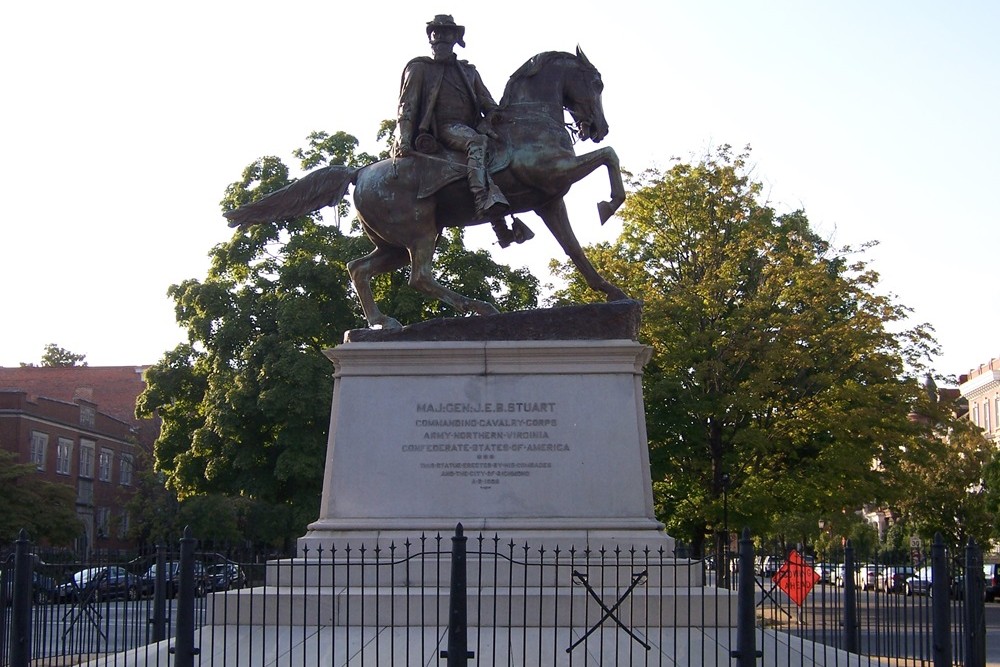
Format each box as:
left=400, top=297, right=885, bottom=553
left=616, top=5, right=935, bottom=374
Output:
left=501, top=49, right=610, bottom=143
left=563, top=46, right=609, bottom=143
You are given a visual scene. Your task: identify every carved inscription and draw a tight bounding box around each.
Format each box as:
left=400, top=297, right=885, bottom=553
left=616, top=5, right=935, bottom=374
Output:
left=403, top=401, right=570, bottom=489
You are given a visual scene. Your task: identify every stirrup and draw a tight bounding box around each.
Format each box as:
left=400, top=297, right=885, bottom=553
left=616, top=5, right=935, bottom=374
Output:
left=510, top=217, right=534, bottom=244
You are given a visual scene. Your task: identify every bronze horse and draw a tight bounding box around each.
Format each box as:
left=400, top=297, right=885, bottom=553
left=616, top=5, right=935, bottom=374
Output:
left=225, top=48, right=628, bottom=330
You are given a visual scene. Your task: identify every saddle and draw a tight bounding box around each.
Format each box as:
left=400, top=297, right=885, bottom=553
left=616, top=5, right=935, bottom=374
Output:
left=407, top=135, right=513, bottom=200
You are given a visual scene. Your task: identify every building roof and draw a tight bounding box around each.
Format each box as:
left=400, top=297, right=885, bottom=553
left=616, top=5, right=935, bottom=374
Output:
left=0, top=366, right=158, bottom=451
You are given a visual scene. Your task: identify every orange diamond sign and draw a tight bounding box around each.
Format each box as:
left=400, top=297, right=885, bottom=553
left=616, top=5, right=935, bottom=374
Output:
left=772, top=549, right=820, bottom=606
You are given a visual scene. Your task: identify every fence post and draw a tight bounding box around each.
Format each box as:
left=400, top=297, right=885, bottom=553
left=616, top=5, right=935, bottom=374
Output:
left=9, top=529, right=33, bottom=667
left=170, top=526, right=199, bottom=667
left=843, top=539, right=858, bottom=654
left=440, top=523, right=473, bottom=665
left=150, top=542, right=167, bottom=642
left=931, top=533, right=950, bottom=667
left=964, top=538, right=986, bottom=667
left=731, top=527, right=759, bottom=665
left=0, top=554, right=8, bottom=664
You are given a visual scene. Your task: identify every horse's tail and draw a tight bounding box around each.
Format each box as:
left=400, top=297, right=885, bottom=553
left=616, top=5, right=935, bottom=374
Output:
left=224, top=165, right=360, bottom=228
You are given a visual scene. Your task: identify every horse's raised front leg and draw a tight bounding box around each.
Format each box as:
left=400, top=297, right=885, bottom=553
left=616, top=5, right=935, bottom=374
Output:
left=347, top=244, right=409, bottom=330
left=547, top=146, right=626, bottom=224
left=407, top=236, right=500, bottom=317
left=535, top=197, right=629, bottom=303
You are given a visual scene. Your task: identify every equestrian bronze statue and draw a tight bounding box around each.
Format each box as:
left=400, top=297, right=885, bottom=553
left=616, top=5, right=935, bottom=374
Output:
left=225, top=45, right=629, bottom=330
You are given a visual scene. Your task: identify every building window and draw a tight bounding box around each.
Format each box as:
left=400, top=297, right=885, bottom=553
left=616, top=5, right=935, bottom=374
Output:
left=973, top=404, right=980, bottom=427
left=30, top=431, right=48, bottom=471
left=118, top=512, right=130, bottom=539
left=77, top=479, right=93, bottom=506
left=986, top=400, right=993, bottom=434
left=119, top=454, right=133, bottom=487
left=96, top=507, right=111, bottom=539
left=56, top=438, right=73, bottom=475
left=79, top=405, right=95, bottom=428
left=80, top=440, right=95, bottom=478
left=995, top=398, right=1000, bottom=431
left=98, top=449, right=113, bottom=482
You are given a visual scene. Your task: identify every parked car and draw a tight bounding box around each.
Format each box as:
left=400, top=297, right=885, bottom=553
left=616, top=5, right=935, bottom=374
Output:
left=984, top=563, right=1000, bottom=602
left=139, top=560, right=207, bottom=598
left=1, top=567, right=58, bottom=605
left=832, top=564, right=847, bottom=588
left=854, top=564, right=883, bottom=591
left=814, top=562, right=837, bottom=585
left=57, top=566, right=140, bottom=602
left=761, top=556, right=785, bottom=578
left=877, top=566, right=915, bottom=593
left=905, top=566, right=934, bottom=596
left=205, top=562, right=248, bottom=592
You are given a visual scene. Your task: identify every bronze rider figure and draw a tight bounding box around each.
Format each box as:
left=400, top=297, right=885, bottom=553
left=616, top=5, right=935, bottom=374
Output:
left=396, top=14, right=532, bottom=247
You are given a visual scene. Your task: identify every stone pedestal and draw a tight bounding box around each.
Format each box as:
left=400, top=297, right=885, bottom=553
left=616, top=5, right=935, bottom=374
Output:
left=111, top=307, right=780, bottom=665
left=300, top=303, right=671, bottom=553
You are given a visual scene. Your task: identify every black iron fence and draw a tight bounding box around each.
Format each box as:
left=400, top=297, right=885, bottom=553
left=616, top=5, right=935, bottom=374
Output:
left=1, top=526, right=988, bottom=666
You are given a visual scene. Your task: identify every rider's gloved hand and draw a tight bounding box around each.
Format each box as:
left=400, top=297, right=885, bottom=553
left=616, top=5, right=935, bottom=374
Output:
left=476, top=115, right=500, bottom=141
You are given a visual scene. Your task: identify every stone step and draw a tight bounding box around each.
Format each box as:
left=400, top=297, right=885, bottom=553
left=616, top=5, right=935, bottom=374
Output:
left=265, top=556, right=704, bottom=589
left=207, top=584, right=737, bottom=628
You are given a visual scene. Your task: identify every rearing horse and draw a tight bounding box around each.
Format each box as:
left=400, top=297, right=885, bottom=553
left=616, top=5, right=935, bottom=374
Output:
left=225, top=48, right=628, bottom=330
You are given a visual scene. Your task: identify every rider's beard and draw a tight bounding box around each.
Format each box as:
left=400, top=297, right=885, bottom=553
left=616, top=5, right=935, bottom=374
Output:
left=430, top=41, right=456, bottom=61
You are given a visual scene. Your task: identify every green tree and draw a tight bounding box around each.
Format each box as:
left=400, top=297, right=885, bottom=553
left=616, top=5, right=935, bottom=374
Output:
left=983, top=449, right=1000, bottom=545
left=125, top=461, right=181, bottom=547
left=0, top=449, right=81, bottom=545
left=893, top=384, right=993, bottom=549
left=137, top=128, right=539, bottom=543
left=20, top=343, right=88, bottom=367
left=550, top=146, right=936, bottom=557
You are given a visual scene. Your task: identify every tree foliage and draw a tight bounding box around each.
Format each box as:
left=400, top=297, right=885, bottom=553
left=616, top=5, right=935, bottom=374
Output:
left=551, top=146, right=937, bottom=554
left=893, top=382, right=993, bottom=549
left=20, top=343, right=88, bottom=367
left=0, top=449, right=81, bottom=545
left=983, top=448, right=1000, bottom=545
left=137, top=128, right=539, bottom=542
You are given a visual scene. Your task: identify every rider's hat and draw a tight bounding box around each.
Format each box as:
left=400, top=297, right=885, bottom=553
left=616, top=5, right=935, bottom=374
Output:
left=426, top=14, right=465, bottom=48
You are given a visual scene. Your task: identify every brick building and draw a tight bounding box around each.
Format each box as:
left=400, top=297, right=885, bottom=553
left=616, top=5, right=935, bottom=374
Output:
left=0, top=366, right=158, bottom=553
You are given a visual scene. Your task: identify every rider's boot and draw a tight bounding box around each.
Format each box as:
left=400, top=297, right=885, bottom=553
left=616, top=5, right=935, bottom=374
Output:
left=491, top=219, right=516, bottom=248
left=467, top=142, right=509, bottom=221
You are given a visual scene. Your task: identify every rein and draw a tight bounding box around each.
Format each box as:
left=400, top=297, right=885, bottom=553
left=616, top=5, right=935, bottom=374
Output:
left=500, top=102, right=580, bottom=143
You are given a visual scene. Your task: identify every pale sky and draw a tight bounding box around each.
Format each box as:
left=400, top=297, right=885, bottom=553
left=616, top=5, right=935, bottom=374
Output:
left=1, top=1, right=997, bottom=382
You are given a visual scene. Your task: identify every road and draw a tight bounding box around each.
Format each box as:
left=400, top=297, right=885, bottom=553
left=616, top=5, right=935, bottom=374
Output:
left=987, top=602, right=1000, bottom=667
left=14, top=597, right=209, bottom=659
left=710, top=573, right=1000, bottom=665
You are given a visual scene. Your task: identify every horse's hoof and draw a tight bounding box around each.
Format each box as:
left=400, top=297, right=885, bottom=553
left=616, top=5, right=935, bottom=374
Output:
left=472, top=302, right=501, bottom=316
left=606, top=289, right=629, bottom=302
left=373, top=317, right=403, bottom=331
left=598, top=201, right=615, bottom=224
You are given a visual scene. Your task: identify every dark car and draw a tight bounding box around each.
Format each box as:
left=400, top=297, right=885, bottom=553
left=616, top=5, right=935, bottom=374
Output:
left=877, top=566, right=915, bottom=594
left=139, top=561, right=207, bottom=598
left=2, top=553, right=58, bottom=605
left=57, top=566, right=140, bottom=603
left=1, top=567, right=58, bottom=605
left=205, top=562, right=247, bottom=592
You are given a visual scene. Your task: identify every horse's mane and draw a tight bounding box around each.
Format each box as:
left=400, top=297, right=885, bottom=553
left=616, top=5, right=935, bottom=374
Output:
left=500, top=51, right=577, bottom=102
